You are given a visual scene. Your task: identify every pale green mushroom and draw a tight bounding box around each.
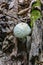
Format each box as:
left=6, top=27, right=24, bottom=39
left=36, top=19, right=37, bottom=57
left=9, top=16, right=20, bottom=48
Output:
left=13, top=22, right=31, bottom=38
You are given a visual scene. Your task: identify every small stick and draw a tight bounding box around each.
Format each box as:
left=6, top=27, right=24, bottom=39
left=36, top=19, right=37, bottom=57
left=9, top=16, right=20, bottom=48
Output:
left=18, top=7, right=31, bottom=15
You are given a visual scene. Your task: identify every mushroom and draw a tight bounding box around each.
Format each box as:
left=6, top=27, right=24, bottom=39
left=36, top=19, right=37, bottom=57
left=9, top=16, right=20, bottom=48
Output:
left=13, top=22, right=31, bottom=38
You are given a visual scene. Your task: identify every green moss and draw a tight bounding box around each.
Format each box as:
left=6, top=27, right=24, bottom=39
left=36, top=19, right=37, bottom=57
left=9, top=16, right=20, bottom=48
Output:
left=32, top=0, right=41, bottom=8
left=30, top=9, right=41, bottom=27
left=30, top=0, right=41, bottom=27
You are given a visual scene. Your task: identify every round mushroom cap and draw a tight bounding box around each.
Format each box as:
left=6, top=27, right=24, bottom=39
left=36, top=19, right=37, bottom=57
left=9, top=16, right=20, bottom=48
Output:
left=13, top=22, right=31, bottom=38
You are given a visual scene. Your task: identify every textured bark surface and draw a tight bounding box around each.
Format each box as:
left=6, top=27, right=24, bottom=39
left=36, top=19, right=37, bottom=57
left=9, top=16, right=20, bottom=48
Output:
left=29, top=19, right=43, bottom=65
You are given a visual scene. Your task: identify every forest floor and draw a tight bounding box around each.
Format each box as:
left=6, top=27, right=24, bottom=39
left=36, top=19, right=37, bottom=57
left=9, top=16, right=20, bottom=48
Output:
left=0, top=0, right=43, bottom=65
